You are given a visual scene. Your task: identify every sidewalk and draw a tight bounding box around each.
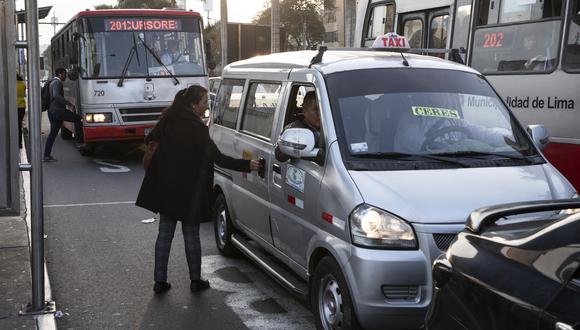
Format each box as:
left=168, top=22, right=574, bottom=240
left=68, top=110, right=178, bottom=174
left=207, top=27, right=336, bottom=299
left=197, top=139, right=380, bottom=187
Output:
left=0, top=148, right=56, bottom=330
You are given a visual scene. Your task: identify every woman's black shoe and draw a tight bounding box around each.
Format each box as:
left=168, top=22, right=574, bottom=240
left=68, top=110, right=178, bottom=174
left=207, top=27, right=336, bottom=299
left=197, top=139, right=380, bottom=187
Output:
left=153, top=281, right=171, bottom=294
left=190, top=279, right=210, bottom=292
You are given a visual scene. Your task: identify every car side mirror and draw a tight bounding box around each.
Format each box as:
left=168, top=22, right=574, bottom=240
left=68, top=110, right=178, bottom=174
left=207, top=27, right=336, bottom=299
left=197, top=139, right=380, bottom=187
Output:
left=527, top=124, right=549, bottom=151
left=278, top=128, right=319, bottom=158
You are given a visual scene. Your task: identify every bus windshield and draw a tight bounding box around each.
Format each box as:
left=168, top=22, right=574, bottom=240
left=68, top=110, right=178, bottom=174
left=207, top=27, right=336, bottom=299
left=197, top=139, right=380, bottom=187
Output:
left=470, top=0, right=563, bottom=74
left=80, top=16, right=205, bottom=78
left=325, top=68, right=538, bottom=162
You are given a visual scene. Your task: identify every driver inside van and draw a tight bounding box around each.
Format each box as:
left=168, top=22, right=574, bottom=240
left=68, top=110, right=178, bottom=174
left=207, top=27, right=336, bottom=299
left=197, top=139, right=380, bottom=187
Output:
left=275, top=91, right=322, bottom=162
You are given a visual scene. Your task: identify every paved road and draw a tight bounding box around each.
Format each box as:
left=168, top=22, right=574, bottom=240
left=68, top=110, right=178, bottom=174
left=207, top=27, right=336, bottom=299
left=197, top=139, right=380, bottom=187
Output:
left=42, top=134, right=315, bottom=329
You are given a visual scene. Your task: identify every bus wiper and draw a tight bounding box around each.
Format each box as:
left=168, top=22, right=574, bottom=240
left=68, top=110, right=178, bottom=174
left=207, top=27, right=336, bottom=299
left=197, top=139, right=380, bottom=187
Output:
left=117, top=35, right=140, bottom=87
left=139, top=36, right=180, bottom=86
left=352, top=152, right=471, bottom=167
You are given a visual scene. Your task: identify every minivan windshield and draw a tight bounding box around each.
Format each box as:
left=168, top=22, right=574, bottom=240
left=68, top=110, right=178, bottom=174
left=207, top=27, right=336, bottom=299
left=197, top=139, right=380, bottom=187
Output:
left=325, top=68, right=540, bottom=169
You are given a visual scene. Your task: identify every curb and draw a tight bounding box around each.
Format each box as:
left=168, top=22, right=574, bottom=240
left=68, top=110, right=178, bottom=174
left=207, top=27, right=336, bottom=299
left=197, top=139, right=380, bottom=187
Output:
left=20, top=148, right=57, bottom=330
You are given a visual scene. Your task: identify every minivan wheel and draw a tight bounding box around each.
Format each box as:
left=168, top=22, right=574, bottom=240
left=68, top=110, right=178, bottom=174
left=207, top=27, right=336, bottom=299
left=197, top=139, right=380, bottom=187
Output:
left=312, top=256, right=360, bottom=330
left=213, top=194, right=239, bottom=257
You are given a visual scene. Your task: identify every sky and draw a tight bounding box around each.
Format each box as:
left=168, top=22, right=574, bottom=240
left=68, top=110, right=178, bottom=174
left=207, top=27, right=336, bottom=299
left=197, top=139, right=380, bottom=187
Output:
left=15, top=0, right=269, bottom=50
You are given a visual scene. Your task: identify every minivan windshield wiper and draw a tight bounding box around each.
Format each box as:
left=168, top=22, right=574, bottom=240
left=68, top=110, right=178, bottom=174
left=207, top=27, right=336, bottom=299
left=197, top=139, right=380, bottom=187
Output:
left=352, top=152, right=471, bottom=168
left=432, top=151, right=542, bottom=164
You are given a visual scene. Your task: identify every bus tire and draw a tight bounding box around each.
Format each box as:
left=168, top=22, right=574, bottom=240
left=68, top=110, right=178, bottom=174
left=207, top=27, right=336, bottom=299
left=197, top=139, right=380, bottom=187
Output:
left=78, top=143, right=94, bottom=157
left=61, top=127, right=73, bottom=140
left=213, top=194, right=239, bottom=257
left=312, top=256, right=361, bottom=330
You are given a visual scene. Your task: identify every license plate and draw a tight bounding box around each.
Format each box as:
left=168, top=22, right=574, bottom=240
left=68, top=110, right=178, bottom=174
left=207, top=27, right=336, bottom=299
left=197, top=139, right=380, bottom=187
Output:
left=144, top=127, right=153, bottom=137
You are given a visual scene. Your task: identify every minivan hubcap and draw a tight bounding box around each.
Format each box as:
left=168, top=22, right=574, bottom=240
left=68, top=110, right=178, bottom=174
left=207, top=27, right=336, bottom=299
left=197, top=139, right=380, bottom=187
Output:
left=217, top=209, right=227, bottom=247
left=319, top=275, right=344, bottom=330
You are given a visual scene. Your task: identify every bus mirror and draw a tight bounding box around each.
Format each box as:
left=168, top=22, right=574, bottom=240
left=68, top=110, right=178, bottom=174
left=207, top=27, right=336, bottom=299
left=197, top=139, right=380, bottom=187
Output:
left=205, top=39, right=216, bottom=70
left=68, top=67, right=79, bottom=81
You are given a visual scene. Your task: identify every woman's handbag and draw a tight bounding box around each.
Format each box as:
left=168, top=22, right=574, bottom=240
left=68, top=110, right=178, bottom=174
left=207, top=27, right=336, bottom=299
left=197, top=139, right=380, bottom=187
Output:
left=143, top=141, right=159, bottom=170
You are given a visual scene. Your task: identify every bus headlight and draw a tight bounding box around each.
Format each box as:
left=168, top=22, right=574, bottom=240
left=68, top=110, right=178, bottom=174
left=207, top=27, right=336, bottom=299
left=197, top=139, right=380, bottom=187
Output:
left=349, top=204, right=417, bottom=249
left=85, top=113, right=113, bottom=123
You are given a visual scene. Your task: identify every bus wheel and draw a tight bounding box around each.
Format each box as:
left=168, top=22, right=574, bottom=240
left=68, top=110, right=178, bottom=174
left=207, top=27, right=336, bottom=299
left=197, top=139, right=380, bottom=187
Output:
left=213, top=194, right=239, bottom=257
left=312, top=256, right=360, bottom=330
left=78, top=143, right=94, bottom=156
left=61, top=127, right=73, bottom=140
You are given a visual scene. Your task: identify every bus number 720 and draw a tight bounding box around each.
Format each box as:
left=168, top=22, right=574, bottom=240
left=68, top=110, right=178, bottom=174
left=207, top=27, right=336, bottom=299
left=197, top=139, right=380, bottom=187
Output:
left=94, top=90, right=105, bottom=97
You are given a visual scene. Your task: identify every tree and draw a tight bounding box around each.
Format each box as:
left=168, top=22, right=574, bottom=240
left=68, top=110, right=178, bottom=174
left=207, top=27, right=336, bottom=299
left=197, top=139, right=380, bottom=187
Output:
left=118, top=0, right=176, bottom=9
left=94, top=0, right=176, bottom=10
left=94, top=4, right=116, bottom=9
left=253, top=0, right=324, bottom=50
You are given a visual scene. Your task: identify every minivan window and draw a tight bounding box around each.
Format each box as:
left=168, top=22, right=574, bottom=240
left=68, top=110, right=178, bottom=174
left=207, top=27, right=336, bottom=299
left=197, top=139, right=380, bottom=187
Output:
left=213, top=79, right=244, bottom=129
left=325, top=68, right=539, bottom=169
left=241, top=82, right=282, bottom=140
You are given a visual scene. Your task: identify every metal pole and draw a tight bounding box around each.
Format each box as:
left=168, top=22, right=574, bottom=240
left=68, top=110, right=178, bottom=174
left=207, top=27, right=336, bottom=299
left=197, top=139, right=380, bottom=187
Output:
left=220, top=0, right=228, bottom=69
left=271, top=0, right=279, bottom=53
left=25, top=0, right=46, bottom=311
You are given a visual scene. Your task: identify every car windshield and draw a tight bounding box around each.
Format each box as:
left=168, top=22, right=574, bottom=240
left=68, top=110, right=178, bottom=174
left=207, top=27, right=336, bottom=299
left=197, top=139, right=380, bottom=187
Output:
left=80, top=16, right=205, bottom=78
left=325, top=68, right=538, bottom=166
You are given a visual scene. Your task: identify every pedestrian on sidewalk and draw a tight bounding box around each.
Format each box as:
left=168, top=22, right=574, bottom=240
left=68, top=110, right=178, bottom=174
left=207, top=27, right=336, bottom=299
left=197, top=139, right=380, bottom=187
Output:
left=16, top=73, right=26, bottom=149
left=136, top=85, right=261, bottom=294
left=43, top=68, right=85, bottom=162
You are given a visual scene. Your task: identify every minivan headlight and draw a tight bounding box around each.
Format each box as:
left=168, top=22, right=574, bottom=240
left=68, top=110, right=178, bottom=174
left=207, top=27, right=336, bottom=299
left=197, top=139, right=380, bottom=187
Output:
left=349, top=204, right=417, bottom=249
left=563, top=193, right=580, bottom=215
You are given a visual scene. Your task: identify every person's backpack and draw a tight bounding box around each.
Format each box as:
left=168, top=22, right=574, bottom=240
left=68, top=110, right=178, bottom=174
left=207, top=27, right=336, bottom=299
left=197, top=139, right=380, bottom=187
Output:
left=40, top=79, right=54, bottom=112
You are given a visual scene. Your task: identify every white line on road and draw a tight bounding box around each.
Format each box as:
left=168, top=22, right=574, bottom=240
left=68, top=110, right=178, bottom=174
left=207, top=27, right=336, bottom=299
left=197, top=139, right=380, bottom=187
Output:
left=44, top=201, right=136, bottom=208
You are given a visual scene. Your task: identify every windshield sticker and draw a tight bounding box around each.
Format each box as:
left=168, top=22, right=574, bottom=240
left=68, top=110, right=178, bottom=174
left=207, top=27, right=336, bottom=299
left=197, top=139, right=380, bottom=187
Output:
left=411, top=106, right=461, bottom=119
left=350, top=142, right=368, bottom=153
left=286, top=165, right=306, bottom=193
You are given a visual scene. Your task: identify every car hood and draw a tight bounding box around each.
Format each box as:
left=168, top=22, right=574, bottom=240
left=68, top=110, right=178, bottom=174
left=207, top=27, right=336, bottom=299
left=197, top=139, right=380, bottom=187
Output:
left=348, top=164, right=574, bottom=224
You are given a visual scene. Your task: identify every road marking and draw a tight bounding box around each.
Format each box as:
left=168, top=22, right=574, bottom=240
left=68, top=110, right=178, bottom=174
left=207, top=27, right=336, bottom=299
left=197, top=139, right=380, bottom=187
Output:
left=93, top=160, right=131, bottom=173
left=44, top=201, right=136, bottom=208
left=202, top=255, right=314, bottom=330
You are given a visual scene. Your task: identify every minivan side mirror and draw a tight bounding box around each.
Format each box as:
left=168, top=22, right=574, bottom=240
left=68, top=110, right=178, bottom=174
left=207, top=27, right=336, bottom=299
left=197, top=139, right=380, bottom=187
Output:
left=527, top=124, right=549, bottom=151
left=278, top=128, right=319, bottom=158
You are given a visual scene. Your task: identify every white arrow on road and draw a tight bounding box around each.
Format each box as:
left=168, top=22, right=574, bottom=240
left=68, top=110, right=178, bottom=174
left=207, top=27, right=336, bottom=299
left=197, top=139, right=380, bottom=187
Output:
left=93, top=160, right=131, bottom=173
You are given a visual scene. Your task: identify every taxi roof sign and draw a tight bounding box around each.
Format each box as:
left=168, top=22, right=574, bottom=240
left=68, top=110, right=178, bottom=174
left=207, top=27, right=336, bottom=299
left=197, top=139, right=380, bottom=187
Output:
left=371, top=33, right=410, bottom=51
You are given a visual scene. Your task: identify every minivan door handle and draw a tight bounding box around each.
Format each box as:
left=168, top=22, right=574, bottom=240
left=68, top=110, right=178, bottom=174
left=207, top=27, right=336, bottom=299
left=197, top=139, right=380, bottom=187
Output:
left=272, top=163, right=281, bottom=174
left=258, top=157, right=266, bottom=178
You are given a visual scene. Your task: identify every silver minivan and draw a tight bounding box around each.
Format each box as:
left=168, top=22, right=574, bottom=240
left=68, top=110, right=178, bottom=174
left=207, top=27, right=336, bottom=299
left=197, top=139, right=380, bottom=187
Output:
left=209, top=48, right=577, bottom=330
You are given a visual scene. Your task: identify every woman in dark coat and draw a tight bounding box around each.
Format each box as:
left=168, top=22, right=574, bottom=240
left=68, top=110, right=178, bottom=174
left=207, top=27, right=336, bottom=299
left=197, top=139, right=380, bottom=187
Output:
left=136, top=85, right=260, bottom=293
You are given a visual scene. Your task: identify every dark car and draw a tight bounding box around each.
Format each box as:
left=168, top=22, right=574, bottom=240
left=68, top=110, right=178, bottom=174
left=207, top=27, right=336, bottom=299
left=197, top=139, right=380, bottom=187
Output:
left=426, top=199, right=580, bottom=330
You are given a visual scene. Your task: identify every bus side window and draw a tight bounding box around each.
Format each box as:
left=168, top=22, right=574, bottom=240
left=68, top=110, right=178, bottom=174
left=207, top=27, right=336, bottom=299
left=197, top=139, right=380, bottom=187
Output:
left=563, top=0, right=580, bottom=71
left=404, top=18, right=424, bottom=48
left=366, top=3, right=395, bottom=40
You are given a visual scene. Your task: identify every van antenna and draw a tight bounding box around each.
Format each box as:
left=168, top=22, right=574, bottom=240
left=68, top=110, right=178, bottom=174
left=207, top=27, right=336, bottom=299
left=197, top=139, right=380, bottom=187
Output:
left=309, top=46, right=327, bottom=68
left=400, top=52, right=409, bottom=67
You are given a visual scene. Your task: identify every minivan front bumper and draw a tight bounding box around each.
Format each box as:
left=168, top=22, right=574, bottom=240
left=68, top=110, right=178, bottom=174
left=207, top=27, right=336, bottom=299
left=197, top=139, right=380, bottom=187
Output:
left=343, top=246, right=430, bottom=330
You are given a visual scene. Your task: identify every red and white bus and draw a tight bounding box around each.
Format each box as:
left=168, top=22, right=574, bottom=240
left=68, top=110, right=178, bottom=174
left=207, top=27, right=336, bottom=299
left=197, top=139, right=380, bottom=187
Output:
left=355, top=0, right=580, bottom=191
left=51, top=9, right=209, bottom=154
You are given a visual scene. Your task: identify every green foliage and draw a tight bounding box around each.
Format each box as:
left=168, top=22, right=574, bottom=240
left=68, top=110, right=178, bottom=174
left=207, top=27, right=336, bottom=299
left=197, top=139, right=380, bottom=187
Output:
left=94, top=0, right=176, bottom=9
left=253, top=0, right=324, bottom=50
left=94, top=4, right=117, bottom=9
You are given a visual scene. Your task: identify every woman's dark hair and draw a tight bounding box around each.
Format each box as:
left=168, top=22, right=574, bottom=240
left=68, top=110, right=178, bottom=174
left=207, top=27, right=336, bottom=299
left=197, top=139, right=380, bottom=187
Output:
left=152, top=85, right=208, bottom=141
left=172, top=85, right=208, bottom=109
